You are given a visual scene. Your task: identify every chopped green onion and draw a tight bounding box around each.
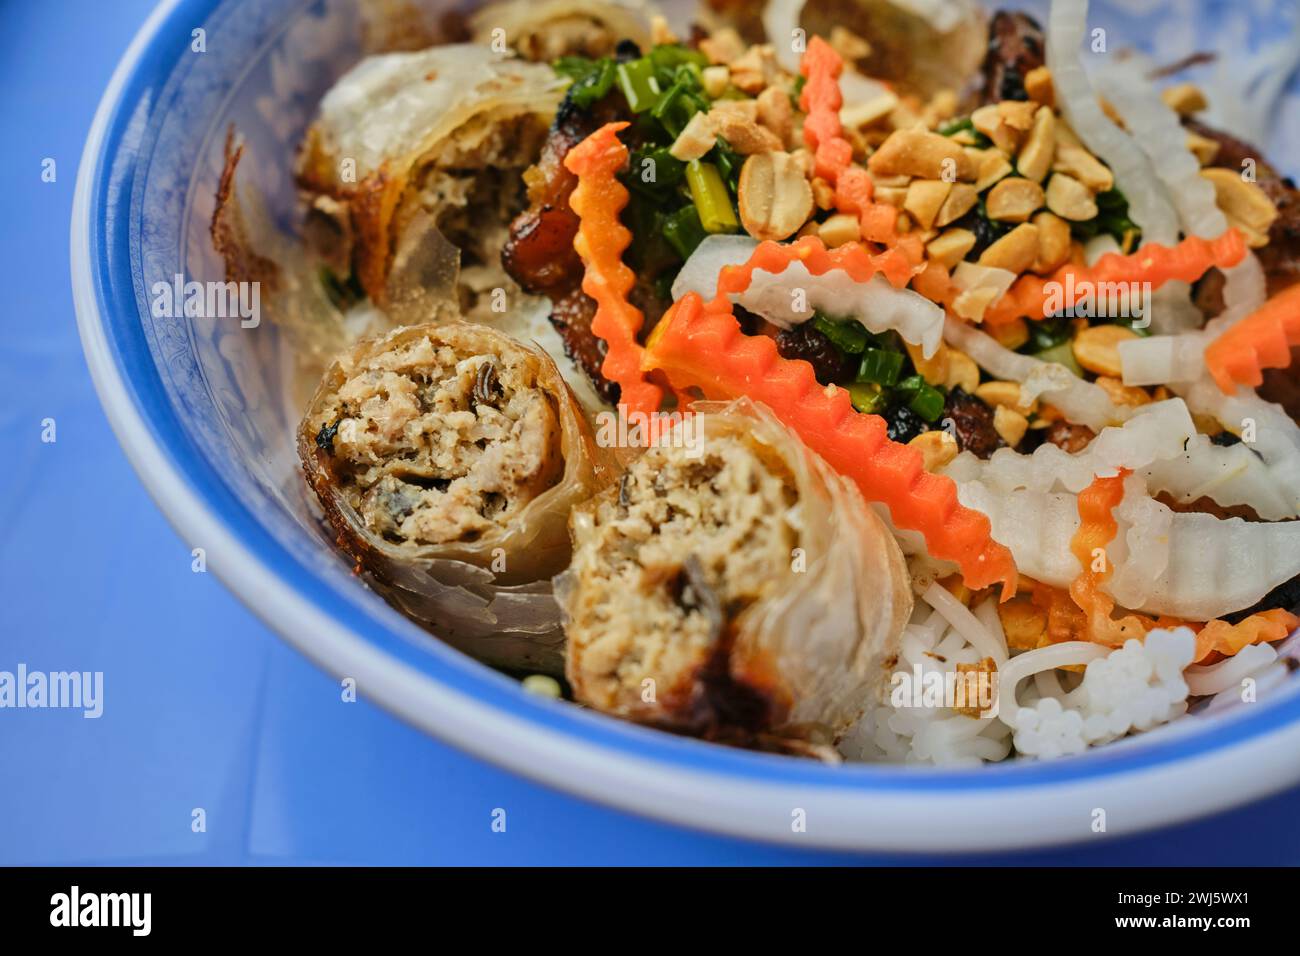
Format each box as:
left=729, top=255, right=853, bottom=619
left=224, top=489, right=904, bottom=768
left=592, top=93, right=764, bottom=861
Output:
left=616, top=57, right=660, bottom=113
left=811, top=314, right=870, bottom=354
left=652, top=79, right=705, bottom=138
left=626, top=146, right=685, bottom=195
left=847, top=382, right=887, bottom=414
left=709, top=140, right=743, bottom=192
left=856, top=347, right=904, bottom=386
left=662, top=204, right=708, bottom=259
left=895, top=374, right=925, bottom=396
left=650, top=44, right=708, bottom=74
left=685, top=160, right=739, bottom=233
left=554, top=56, right=616, bottom=108
left=908, top=382, right=947, bottom=422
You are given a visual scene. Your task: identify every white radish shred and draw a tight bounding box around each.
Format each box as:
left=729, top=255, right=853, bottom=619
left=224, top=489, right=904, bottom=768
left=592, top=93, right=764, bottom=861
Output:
left=675, top=235, right=945, bottom=356
left=1095, top=61, right=1226, bottom=239
left=1047, top=0, right=1179, bottom=246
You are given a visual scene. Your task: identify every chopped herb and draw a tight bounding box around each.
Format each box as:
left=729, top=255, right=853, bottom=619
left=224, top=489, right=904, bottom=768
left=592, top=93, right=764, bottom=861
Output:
left=685, top=159, right=739, bottom=233
left=553, top=56, right=616, bottom=108
left=847, top=382, right=887, bottom=414
left=1032, top=340, right=1084, bottom=377
left=811, top=313, right=870, bottom=353
left=662, top=204, right=708, bottom=259
left=615, top=56, right=660, bottom=113
left=1024, top=314, right=1074, bottom=351
left=856, top=347, right=905, bottom=386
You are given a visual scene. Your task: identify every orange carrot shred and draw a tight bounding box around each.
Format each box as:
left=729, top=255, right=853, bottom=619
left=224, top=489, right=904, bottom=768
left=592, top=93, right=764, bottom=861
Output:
left=1204, top=283, right=1300, bottom=393
left=643, top=291, right=1018, bottom=595
left=1068, top=471, right=1156, bottom=647
left=713, top=234, right=923, bottom=294
left=799, top=39, right=912, bottom=252
left=564, top=121, right=664, bottom=417
left=1193, top=609, right=1300, bottom=663
left=981, top=229, right=1248, bottom=325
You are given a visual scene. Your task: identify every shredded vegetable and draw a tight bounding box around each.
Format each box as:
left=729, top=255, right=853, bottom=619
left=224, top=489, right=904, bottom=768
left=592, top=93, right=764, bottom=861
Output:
left=644, top=291, right=1019, bottom=593
left=564, top=121, right=664, bottom=417
left=1204, top=283, right=1300, bottom=392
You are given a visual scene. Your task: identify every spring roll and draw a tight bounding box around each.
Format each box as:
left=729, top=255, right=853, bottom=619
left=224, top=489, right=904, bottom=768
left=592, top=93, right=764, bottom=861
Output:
left=555, top=398, right=912, bottom=747
left=296, top=44, right=563, bottom=316
left=299, top=322, right=610, bottom=673
left=471, top=0, right=653, bottom=62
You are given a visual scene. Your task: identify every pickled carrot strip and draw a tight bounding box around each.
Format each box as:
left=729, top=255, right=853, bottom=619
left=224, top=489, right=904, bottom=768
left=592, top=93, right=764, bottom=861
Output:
left=564, top=122, right=664, bottom=417
left=643, top=292, right=1019, bottom=594
left=1204, top=283, right=1300, bottom=393
left=1067, top=472, right=1296, bottom=661
left=799, top=38, right=913, bottom=253
left=1194, top=609, right=1300, bottom=663
left=714, top=234, right=922, bottom=293
left=1068, top=471, right=1155, bottom=646
left=982, top=229, right=1248, bottom=324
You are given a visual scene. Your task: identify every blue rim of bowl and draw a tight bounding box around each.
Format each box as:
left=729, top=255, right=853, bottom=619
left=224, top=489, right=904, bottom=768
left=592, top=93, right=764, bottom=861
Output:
left=71, top=0, right=1300, bottom=852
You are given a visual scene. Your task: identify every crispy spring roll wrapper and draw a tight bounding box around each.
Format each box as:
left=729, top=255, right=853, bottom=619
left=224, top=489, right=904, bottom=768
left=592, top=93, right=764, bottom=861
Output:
left=296, top=44, right=562, bottom=313
left=299, top=322, right=613, bottom=673
left=471, top=0, right=653, bottom=62
left=556, top=398, right=913, bottom=748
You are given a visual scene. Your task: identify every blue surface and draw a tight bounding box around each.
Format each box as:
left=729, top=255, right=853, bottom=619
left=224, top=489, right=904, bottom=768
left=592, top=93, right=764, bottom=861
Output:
left=2, top=0, right=1299, bottom=865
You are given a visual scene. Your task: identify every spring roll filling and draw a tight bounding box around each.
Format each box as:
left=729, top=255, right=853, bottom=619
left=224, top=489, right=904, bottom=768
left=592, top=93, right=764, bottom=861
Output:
left=316, top=335, right=564, bottom=548
left=568, top=435, right=800, bottom=725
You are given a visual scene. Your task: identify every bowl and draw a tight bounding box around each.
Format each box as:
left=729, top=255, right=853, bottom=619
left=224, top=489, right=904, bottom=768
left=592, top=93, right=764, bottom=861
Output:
left=72, top=0, right=1300, bottom=851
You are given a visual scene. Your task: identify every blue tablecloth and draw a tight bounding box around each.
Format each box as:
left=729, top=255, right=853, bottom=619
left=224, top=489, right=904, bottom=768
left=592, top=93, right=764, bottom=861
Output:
left=2, top=0, right=1297, bottom=865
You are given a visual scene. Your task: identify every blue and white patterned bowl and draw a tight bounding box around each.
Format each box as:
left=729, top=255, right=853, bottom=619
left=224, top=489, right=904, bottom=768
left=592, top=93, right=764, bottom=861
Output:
left=72, top=0, right=1300, bottom=850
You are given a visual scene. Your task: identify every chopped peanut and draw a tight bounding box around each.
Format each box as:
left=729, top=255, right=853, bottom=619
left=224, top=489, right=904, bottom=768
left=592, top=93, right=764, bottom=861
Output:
left=1052, top=129, right=1114, bottom=192
left=1031, top=211, right=1072, bottom=274
left=971, top=147, right=1014, bottom=192
left=867, top=128, right=977, bottom=181
left=811, top=176, right=836, bottom=210
left=999, top=598, right=1049, bottom=651
left=701, top=65, right=730, bottom=99
left=757, top=85, right=795, bottom=146
left=1045, top=172, right=1098, bottom=221
left=818, top=212, right=861, bottom=247
left=934, top=183, right=979, bottom=227
left=1024, top=66, right=1055, bottom=107
left=709, top=102, right=784, bottom=155
left=985, top=177, right=1045, bottom=223
left=699, top=28, right=745, bottom=64
left=669, top=112, right=718, bottom=162
left=1161, top=83, right=1208, bottom=116
left=1201, top=167, right=1279, bottom=247
left=953, top=657, right=997, bottom=717
left=904, top=179, right=954, bottom=230
left=729, top=44, right=778, bottom=94
left=1016, top=105, right=1056, bottom=183
left=993, top=405, right=1030, bottom=447
left=1095, top=375, right=1152, bottom=407
left=1185, top=131, right=1220, bottom=166
left=1072, top=324, right=1138, bottom=378
left=905, top=339, right=948, bottom=385
left=971, top=104, right=1023, bottom=153
left=943, top=348, right=980, bottom=394
left=976, top=379, right=1036, bottom=415
left=842, top=91, right=900, bottom=130
left=997, top=99, right=1038, bottom=131
left=926, top=227, right=977, bottom=269
left=978, top=222, right=1040, bottom=273
left=738, top=151, right=814, bottom=242
left=909, top=429, right=959, bottom=472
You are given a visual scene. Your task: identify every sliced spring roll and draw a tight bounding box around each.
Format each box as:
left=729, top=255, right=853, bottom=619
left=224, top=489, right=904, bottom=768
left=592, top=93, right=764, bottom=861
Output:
left=299, top=322, right=610, bottom=673
left=555, top=398, right=912, bottom=747
left=471, top=0, right=653, bottom=62
left=296, top=44, right=562, bottom=316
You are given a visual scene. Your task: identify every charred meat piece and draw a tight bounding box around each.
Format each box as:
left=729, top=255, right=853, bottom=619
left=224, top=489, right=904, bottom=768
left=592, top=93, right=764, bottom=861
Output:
left=774, top=324, right=858, bottom=385
left=944, top=386, right=1003, bottom=458
left=1042, top=419, right=1097, bottom=454
left=979, top=10, right=1045, bottom=104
